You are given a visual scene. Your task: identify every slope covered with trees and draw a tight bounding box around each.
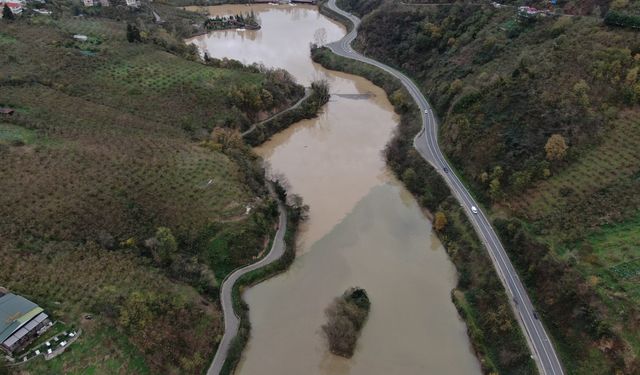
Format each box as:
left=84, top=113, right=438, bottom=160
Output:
left=0, top=2, right=303, bottom=373
left=336, top=0, right=640, bottom=373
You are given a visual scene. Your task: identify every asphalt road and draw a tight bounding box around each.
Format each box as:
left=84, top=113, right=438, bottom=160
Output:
left=207, top=186, right=288, bottom=375
left=325, top=1, right=565, bottom=374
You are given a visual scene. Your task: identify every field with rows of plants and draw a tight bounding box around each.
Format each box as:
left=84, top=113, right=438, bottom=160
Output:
left=0, top=4, right=303, bottom=373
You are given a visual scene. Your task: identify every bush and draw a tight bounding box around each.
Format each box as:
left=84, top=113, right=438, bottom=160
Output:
left=321, top=287, right=370, bottom=358
left=604, top=10, right=640, bottom=29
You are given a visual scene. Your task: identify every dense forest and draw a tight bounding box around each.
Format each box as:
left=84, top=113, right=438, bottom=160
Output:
left=334, top=0, right=640, bottom=373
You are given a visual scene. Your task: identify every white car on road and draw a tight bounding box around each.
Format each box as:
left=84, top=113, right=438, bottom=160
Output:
left=471, top=206, right=479, bottom=214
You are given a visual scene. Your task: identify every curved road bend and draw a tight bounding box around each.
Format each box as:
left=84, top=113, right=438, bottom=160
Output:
left=324, top=1, right=564, bottom=374
left=207, top=188, right=288, bottom=375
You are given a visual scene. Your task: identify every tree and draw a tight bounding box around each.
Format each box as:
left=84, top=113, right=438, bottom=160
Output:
left=434, top=211, right=447, bottom=231
left=2, top=4, right=14, bottom=20
left=314, top=27, right=327, bottom=46
left=322, top=288, right=370, bottom=358
left=126, top=23, right=142, bottom=43
left=119, top=291, right=154, bottom=331
left=545, top=134, right=569, bottom=161
left=210, top=127, right=243, bottom=151
left=489, top=178, right=501, bottom=200
left=573, top=80, right=590, bottom=108
left=402, top=168, right=418, bottom=192
left=148, top=227, right=177, bottom=266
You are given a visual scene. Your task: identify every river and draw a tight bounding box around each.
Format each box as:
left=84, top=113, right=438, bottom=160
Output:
left=187, top=4, right=482, bottom=375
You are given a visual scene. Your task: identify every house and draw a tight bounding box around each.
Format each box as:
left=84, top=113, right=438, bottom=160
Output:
left=83, top=0, right=109, bottom=6
left=518, top=6, right=540, bottom=15
left=0, top=108, right=15, bottom=116
left=0, top=1, right=23, bottom=16
left=33, top=8, right=52, bottom=15
left=0, top=293, right=51, bottom=355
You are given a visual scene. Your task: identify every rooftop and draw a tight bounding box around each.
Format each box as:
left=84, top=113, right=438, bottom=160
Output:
left=0, top=294, right=42, bottom=343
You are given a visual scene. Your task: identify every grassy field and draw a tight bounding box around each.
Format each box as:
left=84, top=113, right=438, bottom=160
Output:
left=510, top=113, right=640, bottom=228
left=0, top=123, right=37, bottom=145
left=24, top=325, right=151, bottom=375
left=0, top=5, right=302, bottom=373
left=506, top=111, right=640, bottom=356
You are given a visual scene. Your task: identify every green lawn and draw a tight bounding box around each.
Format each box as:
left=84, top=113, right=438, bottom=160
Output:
left=0, top=123, right=36, bottom=145
left=23, top=325, right=150, bottom=375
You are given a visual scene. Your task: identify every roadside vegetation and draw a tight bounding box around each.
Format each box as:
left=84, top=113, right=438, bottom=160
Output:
left=220, top=179, right=309, bottom=375
left=0, top=1, right=306, bottom=373
left=244, top=79, right=331, bottom=146
left=312, top=43, right=535, bottom=375
left=326, top=0, right=640, bottom=373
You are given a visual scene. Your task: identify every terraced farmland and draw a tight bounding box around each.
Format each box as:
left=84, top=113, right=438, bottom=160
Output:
left=0, top=11, right=300, bottom=374
left=511, top=112, right=640, bottom=223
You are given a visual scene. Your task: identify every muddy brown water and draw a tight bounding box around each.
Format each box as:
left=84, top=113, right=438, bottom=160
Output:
left=187, top=4, right=482, bottom=375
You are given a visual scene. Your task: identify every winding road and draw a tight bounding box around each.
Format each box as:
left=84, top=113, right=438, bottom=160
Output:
left=324, top=1, right=564, bottom=374
left=207, top=186, right=287, bottom=375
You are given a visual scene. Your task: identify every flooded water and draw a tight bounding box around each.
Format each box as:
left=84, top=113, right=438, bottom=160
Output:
left=188, top=5, right=482, bottom=375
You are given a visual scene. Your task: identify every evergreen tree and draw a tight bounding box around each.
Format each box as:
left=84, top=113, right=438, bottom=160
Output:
left=126, top=23, right=142, bottom=43
left=3, top=4, right=15, bottom=20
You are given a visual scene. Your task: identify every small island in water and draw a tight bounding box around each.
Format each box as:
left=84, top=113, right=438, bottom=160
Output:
left=204, top=12, right=261, bottom=31
left=322, top=287, right=371, bottom=358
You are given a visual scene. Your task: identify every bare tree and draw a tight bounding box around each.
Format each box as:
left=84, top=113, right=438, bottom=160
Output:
left=314, top=27, right=327, bottom=46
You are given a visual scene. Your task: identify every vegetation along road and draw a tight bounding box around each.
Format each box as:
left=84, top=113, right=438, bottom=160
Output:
left=325, top=1, right=564, bottom=374
left=241, top=87, right=312, bottom=137
left=207, top=187, right=287, bottom=375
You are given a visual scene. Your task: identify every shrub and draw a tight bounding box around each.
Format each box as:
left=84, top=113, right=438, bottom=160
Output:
left=322, top=287, right=370, bottom=358
left=604, top=10, right=640, bottom=29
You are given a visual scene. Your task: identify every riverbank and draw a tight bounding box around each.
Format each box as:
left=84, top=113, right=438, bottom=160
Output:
left=311, top=4, right=535, bottom=372
left=194, top=4, right=480, bottom=375
left=244, top=81, right=330, bottom=146
left=0, top=6, right=308, bottom=374
left=218, top=184, right=306, bottom=375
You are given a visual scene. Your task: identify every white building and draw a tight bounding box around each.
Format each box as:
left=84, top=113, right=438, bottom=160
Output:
left=0, top=0, right=23, bottom=15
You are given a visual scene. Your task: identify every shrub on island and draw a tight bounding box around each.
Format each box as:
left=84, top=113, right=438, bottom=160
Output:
left=322, top=287, right=370, bottom=358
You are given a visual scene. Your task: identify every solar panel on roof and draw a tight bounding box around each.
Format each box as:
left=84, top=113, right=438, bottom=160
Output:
left=34, top=313, right=48, bottom=323
left=14, top=328, right=28, bottom=340
left=25, top=320, right=38, bottom=331
left=3, top=335, right=19, bottom=347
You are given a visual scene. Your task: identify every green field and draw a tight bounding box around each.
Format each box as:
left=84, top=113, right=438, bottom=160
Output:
left=512, top=114, right=640, bottom=226
left=0, top=123, right=37, bottom=145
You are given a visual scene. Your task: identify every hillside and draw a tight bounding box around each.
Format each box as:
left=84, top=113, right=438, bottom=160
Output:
left=335, top=0, right=640, bottom=373
left=0, top=3, right=302, bottom=373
